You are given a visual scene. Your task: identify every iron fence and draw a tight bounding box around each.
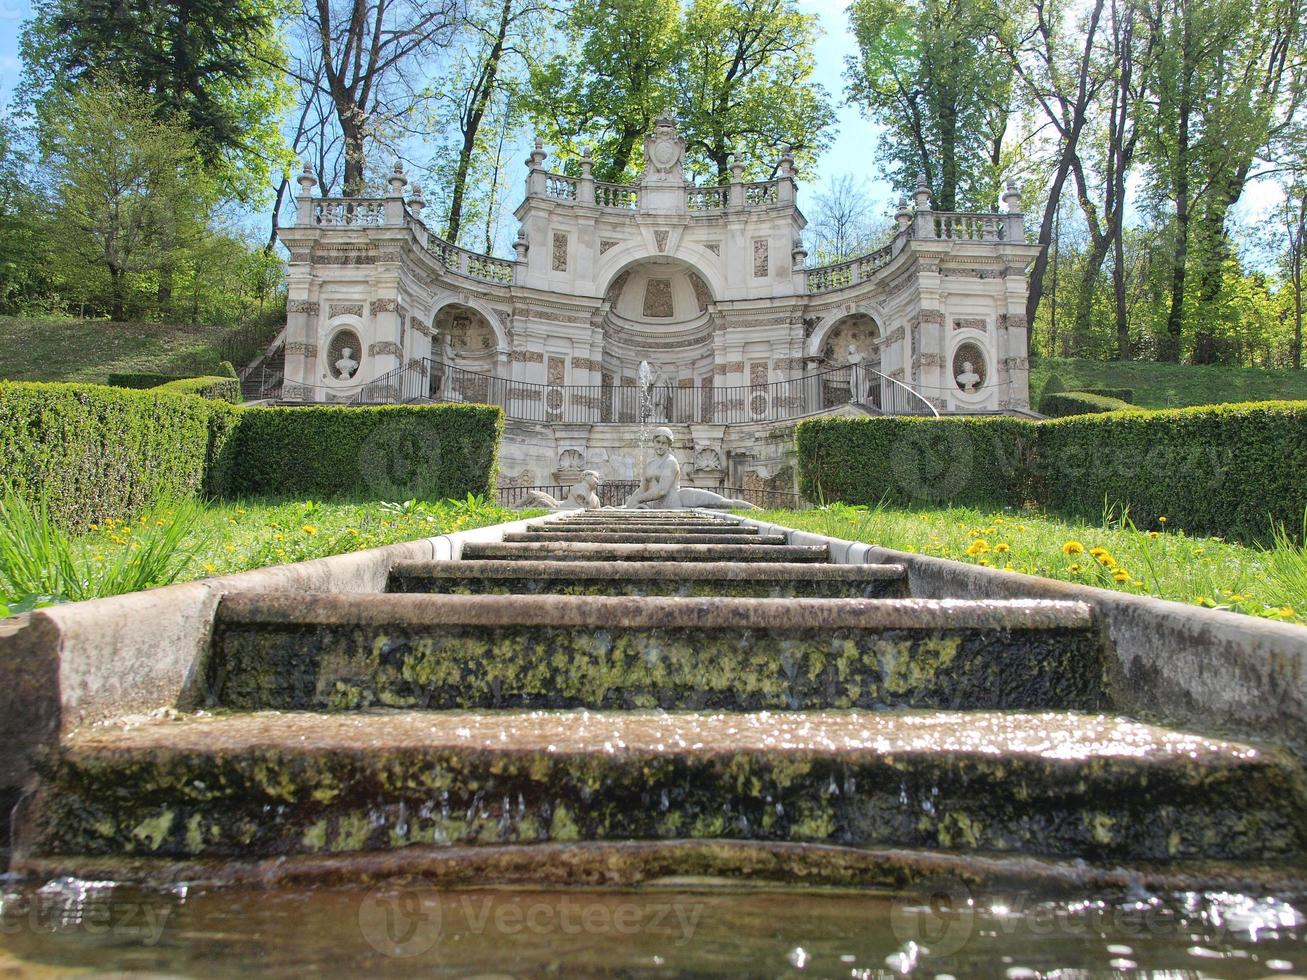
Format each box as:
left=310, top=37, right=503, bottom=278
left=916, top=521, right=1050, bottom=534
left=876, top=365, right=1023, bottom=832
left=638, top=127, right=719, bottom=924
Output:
left=349, top=359, right=937, bottom=422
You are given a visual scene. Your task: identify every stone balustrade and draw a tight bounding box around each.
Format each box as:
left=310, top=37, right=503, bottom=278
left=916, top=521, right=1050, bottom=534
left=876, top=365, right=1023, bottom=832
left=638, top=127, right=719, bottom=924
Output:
left=311, top=198, right=387, bottom=226
left=593, top=181, right=640, bottom=210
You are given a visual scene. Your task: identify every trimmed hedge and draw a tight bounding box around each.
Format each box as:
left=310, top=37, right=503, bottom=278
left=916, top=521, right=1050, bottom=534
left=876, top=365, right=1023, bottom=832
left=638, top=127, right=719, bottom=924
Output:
left=156, top=375, right=242, bottom=404
left=106, top=372, right=187, bottom=390
left=0, top=381, right=239, bottom=531
left=797, top=400, right=1307, bottom=541
left=796, top=414, right=1038, bottom=506
left=217, top=403, right=503, bottom=500
left=0, top=382, right=504, bottom=529
left=1036, top=400, right=1307, bottom=539
left=1039, top=390, right=1133, bottom=417
left=1078, top=387, right=1134, bottom=403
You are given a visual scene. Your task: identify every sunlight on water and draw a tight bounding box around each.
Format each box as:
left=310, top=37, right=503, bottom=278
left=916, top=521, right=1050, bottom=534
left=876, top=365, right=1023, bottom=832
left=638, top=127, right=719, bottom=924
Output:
left=1, top=877, right=1303, bottom=977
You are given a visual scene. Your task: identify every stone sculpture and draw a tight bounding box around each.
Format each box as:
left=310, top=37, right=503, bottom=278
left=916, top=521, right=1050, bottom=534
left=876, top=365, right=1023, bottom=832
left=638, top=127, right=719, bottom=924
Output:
left=525, top=470, right=602, bottom=510
left=624, top=428, right=758, bottom=510
left=845, top=343, right=864, bottom=403
left=956, top=360, right=981, bottom=393
left=334, top=348, right=359, bottom=380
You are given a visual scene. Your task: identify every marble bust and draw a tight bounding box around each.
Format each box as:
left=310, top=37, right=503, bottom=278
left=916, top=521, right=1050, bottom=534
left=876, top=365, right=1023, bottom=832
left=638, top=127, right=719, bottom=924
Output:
left=956, top=360, right=981, bottom=393
left=624, top=428, right=757, bottom=510
left=335, top=347, right=359, bottom=380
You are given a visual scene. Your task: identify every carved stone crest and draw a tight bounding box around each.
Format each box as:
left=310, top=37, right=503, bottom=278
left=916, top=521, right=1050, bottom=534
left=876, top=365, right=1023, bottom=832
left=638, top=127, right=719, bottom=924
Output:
left=642, top=114, right=685, bottom=183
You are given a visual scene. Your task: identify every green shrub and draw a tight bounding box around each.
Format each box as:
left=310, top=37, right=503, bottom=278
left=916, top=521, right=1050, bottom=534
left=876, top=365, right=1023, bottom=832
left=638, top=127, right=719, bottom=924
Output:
left=798, top=400, right=1307, bottom=543
left=218, top=403, right=503, bottom=500
left=0, top=381, right=239, bottom=531
left=1040, top=373, right=1066, bottom=400
left=155, top=374, right=242, bottom=404
left=106, top=372, right=185, bottom=390
left=796, top=415, right=1038, bottom=507
left=1035, top=400, right=1307, bottom=540
left=217, top=360, right=237, bottom=378
left=1039, top=390, right=1134, bottom=417
left=1078, top=387, right=1134, bottom=403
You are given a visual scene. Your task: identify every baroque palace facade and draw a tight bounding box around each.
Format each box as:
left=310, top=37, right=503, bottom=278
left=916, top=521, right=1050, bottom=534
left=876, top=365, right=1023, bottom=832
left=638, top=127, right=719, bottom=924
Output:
left=278, top=116, right=1039, bottom=495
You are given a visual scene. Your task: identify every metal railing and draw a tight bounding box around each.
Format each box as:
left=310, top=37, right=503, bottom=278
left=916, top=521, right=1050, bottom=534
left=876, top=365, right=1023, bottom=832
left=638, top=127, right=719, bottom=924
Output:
left=345, top=359, right=938, bottom=420
left=499, top=482, right=808, bottom=510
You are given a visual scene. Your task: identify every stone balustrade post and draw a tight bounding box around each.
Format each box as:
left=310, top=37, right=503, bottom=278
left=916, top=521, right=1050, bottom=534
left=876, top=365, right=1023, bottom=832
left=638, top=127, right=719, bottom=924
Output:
left=385, top=161, right=408, bottom=225
left=895, top=198, right=913, bottom=235
left=777, top=145, right=795, bottom=204
left=729, top=151, right=745, bottom=206
left=579, top=147, right=595, bottom=204
left=1001, top=179, right=1025, bottom=240
left=526, top=138, right=548, bottom=197
left=513, top=231, right=529, bottom=285
left=912, top=175, right=934, bottom=238
left=296, top=162, right=317, bottom=226
left=791, top=239, right=808, bottom=293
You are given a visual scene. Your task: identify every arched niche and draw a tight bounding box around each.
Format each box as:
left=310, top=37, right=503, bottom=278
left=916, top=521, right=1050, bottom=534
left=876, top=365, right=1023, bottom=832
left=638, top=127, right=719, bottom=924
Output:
left=818, top=312, right=882, bottom=367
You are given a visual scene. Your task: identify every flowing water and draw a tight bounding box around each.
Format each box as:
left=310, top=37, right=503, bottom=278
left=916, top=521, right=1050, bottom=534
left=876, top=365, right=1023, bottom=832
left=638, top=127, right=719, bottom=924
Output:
left=1, top=876, right=1302, bottom=977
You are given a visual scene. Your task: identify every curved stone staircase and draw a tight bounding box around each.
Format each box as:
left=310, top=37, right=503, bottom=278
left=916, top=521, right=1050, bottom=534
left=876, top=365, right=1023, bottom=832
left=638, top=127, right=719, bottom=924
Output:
left=14, top=511, right=1307, bottom=887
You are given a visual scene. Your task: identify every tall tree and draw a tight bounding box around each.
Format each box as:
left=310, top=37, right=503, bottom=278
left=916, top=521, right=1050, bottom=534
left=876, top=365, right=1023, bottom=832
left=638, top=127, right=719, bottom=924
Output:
left=845, top=0, right=1013, bottom=211
left=806, top=174, right=886, bottom=263
left=1004, top=0, right=1108, bottom=351
left=524, top=0, right=682, bottom=181
left=677, top=0, right=835, bottom=184
left=296, top=0, right=460, bottom=194
left=20, top=0, right=291, bottom=201
left=44, top=85, right=214, bottom=320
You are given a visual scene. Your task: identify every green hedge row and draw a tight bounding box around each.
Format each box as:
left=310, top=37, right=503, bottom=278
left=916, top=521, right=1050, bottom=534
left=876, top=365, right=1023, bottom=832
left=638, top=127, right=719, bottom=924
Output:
left=219, top=404, right=503, bottom=500
left=1039, top=390, right=1134, bottom=417
left=0, top=382, right=238, bottom=531
left=0, top=382, right=503, bottom=529
left=106, top=372, right=189, bottom=390
left=797, top=401, right=1307, bottom=540
left=155, top=375, right=242, bottom=404
left=1078, top=387, right=1134, bottom=403
left=796, top=415, right=1038, bottom=507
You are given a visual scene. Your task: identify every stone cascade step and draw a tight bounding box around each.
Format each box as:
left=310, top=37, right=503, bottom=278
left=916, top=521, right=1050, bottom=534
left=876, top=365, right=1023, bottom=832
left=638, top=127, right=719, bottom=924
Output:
left=527, top=524, right=764, bottom=536
left=206, top=593, right=1107, bottom=713
left=386, top=560, right=912, bottom=599
left=500, top=531, right=788, bottom=545
left=462, top=541, right=829, bottom=563
left=21, top=710, right=1306, bottom=865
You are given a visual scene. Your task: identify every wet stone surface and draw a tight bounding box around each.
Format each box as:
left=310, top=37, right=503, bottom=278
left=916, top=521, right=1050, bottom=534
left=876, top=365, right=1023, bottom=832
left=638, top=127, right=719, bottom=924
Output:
left=205, top=611, right=1108, bottom=712
left=24, top=710, right=1307, bottom=863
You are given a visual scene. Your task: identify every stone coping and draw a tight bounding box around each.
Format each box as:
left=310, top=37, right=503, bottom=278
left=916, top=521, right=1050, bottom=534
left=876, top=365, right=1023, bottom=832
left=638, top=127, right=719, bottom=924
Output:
left=463, top=542, right=830, bottom=562
left=389, top=559, right=908, bottom=582
left=216, top=592, right=1094, bottom=631
left=724, top=511, right=1307, bottom=760
left=17, top=840, right=1307, bottom=895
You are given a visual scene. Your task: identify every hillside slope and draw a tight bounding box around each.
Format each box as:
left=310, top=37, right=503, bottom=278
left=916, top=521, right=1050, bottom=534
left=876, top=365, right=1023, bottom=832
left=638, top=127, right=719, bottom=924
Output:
left=1030, top=356, right=1307, bottom=409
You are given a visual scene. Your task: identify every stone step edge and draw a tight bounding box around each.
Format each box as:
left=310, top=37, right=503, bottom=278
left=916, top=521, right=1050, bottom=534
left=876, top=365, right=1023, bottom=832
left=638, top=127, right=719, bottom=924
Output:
left=464, top=542, right=828, bottom=558
left=215, top=593, right=1095, bottom=631
left=15, top=840, right=1307, bottom=893
left=389, top=560, right=909, bottom=582
left=501, top=533, right=789, bottom=544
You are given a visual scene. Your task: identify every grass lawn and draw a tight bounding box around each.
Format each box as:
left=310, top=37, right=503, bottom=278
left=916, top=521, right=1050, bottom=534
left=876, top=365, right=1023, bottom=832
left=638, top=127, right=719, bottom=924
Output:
left=0, top=317, right=238, bottom=383
left=757, top=503, right=1307, bottom=627
left=1, top=495, right=540, bottom=615
left=1029, top=355, right=1307, bottom=409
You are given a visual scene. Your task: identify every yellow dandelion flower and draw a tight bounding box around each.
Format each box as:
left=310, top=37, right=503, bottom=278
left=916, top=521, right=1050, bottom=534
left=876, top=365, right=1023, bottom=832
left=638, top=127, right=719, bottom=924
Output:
left=302, top=524, right=318, bottom=535
left=1191, top=547, right=1204, bottom=558
left=92, top=553, right=104, bottom=561
left=1148, top=531, right=1160, bottom=539
left=1112, top=569, right=1130, bottom=583
left=1098, top=555, right=1117, bottom=569
left=346, top=528, right=359, bottom=537
left=1089, top=547, right=1109, bottom=558
left=1062, top=541, right=1085, bottom=556
left=1004, top=563, right=1016, bottom=572
left=1159, top=516, right=1168, bottom=524
left=274, top=533, right=284, bottom=542
left=1193, top=596, right=1212, bottom=607
left=1279, top=606, right=1296, bottom=618
left=204, top=563, right=217, bottom=574
left=1068, top=563, right=1083, bottom=574
left=966, top=540, right=990, bottom=556
left=225, top=545, right=235, bottom=553
left=978, top=558, right=992, bottom=567
left=994, top=543, right=1010, bottom=553
left=89, top=524, right=98, bottom=531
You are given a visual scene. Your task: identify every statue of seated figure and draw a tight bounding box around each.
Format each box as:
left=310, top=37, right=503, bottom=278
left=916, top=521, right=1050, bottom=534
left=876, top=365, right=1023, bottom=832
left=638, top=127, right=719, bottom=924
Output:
left=525, top=470, right=602, bottom=510
left=623, top=428, right=758, bottom=510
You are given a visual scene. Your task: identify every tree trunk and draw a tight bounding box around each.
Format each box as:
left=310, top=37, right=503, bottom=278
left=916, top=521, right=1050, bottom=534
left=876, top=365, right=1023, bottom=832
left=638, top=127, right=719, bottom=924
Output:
left=1114, top=224, right=1130, bottom=359
left=1025, top=158, right=1075, bottom=347
left=109, top=266, right=125, bottom=321
left=267, top=176, right=289, bottom=253
left=341, top=115, right=366, bottom=196
left=937, top=99, right=958, bottom=211
left=446, top=0, right=512, bottom=245
left=1072, top=237, right=1111, bottom=354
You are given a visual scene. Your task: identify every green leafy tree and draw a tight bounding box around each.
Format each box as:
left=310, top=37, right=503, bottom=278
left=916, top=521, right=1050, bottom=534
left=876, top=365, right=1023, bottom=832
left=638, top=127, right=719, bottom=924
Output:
left=20, top=0, right=292, bottom=202
left=677, top=0, right=835, bottom=183
left=524, top=0, right=682, bottom=181
left=0, top=116, right=57, bottom=314
left=845, top=0, right=1013, bottom=211
left=44, top=85, right=216, bottom=320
